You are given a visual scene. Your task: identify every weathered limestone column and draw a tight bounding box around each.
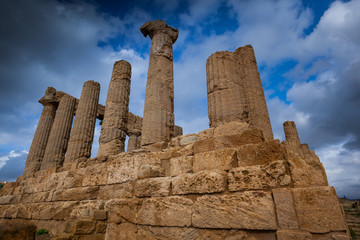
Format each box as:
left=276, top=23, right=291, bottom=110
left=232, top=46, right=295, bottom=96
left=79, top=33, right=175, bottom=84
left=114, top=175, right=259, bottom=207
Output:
left=97, top=60, right=131, bottom=157
left=206, top=51, right=248, bottom=128
left=235, top=45, right=273, bottom=140
left=140, top=20, right=178, bottom=146
left=283, top=121, right=301, bottom=145
left=64, top=81, right=100, bottom=166
left=23, top=87, right=57, bottom=177
left=206, top=45, right=274, bottom=140
left=127, top=130, right=141, bottom=152
left=41, top=95, right=76, bottom=170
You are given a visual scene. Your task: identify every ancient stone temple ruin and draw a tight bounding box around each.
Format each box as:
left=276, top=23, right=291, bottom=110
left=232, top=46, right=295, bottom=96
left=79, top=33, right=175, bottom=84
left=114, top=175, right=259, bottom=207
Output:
left=0, top=20, right=350, bottom=240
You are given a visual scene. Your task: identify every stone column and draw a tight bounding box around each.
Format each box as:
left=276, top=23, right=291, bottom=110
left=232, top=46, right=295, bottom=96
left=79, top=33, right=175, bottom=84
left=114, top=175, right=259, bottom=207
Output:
left=23, top=87, right=57, bottom=177
left=206, top=51, right=248, bottom=128
left=41, top=95, right=76, bottom=170
left=127, top=130, right=141, bottom=152
left=283, top=121, right=301, bottom=145
left=235, top=45, right=273, bottom=140
left=64, top=81, right=100, bottom=166
left=140, top=20, right=178, bottom=146
left=97, top=60, right=131, bottom=157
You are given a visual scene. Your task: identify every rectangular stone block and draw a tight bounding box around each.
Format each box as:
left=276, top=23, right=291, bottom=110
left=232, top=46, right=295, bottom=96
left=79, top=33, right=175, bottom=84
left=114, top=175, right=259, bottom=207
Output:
left=236, top=139, right=287, bottom=167
left=172, top=170, right=226, bottom=195
left=276, top=230, right=312, bottom=240
left=272, top=188, right=299, bottom=229
left=192, top=191, right=277, bottom=230
left=20, top=192, right=51, bottom=203
left=105, top=223, right=137, bottom=240
left=194, top=129, right=264, bottom=154
left=98, top=182, right=134, bottom=200
left=287, top=152, right=328, bottom=187
left=0, top=195, right=20, bottom=205
left=51, top=186, right=99, bottom=201
left=105, top=199, right=142, bottom=223
left=228, top=160, right=291, bottom=191
left=107, top=167, right=137, bottom=184
left=69, top=200, right=103, bottom=220
left=193, top=138, right=215, bottom=154
left=169, top=156, right=193, bottom=176
left=193, top=148, right=237, bottom=172
left=135, top=177, right=171, bottom=197
left=292, top=186, right=347, bottom=233
left=137, top=196, right=193, bottom=227
left=31, top=201, right=79, bottom=220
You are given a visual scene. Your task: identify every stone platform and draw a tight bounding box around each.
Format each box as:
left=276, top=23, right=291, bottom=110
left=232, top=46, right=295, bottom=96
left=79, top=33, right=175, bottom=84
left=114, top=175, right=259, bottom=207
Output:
left=0, top=122, right=350, bottom=240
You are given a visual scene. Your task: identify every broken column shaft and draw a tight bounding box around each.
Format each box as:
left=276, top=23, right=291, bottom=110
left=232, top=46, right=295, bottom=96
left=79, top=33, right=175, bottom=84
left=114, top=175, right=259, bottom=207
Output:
left=283, top=121, right=301, bottom=145
left=41, top=95, right=76, bottom=170
left=64, top=81, right=100, bottom=166
left=140, top=20, right=179, bottom=146
left=206, top=45, right=273, bottom=140
left=98, top=60, right=131, bottom=157
left=235, top=45, right=273, bottom=140
left=23, top=87, right=57, bottom=177
left=127, top=130, right=141, bottom=152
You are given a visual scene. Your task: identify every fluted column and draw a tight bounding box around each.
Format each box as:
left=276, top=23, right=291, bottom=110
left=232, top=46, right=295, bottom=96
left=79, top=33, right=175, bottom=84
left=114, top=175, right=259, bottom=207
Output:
left=140, top=20, right=178, bottom=146
left=235, top=45, right=273, bottom=140
left=64, top=81, right=100, bottom=165
left=206, top=51, right=248, bottom=128
left=23, top=87, right=57, bottom=177
left=283, top=121, right=301, bottom=145
left=97, top=60, right=131, bottom=157
left=41, top=95, right=76, bottom=170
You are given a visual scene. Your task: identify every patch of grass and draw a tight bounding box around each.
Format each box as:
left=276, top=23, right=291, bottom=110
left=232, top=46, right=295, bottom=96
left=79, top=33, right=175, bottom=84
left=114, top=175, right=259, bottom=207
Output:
left=0, top=183, right=4, bottom=189
left=36, top=229, right=48, bottom=236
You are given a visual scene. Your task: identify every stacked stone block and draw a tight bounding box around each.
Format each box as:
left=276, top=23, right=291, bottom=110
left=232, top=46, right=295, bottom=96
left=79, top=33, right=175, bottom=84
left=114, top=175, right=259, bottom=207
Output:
left=206, top=45, right=273, bottom=140
left=98, top=60, right=131, bottom=157
left=41, top=94, right=76, bottom=170
left=23, top=87, right=57, bottom=177
left=0, top=121, right=349, bottom=240
left=140, top=20, right=178, bottom=146
left=64, top=81, right=100, bottom=166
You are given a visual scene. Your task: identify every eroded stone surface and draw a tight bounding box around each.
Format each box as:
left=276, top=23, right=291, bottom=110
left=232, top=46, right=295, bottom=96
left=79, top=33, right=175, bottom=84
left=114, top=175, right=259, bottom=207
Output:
left=192, top=191, right=276, bottom=230
left=272, top=188, right=299, bottom=230
left=193, top=148, right=237, bottom=172
left=292, top=186, right=347, bottom=233
left=135, top=177, right=171, bottom=197
left=228, top=160, right=291, bottom=191
left=172, top=170, right=226, bottom=195
left=137, top=196, right=192, bottom=227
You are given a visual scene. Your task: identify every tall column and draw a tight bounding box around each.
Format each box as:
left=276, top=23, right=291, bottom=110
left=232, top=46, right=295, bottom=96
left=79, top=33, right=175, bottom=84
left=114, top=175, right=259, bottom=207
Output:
left=64, top=81, right=100, bottom=166
left=206, top=51, right=248, bottom=128
left=283, top=121, right=301, bottom=145
left=97, top=60, right=131, bottom=157
left=235, top=45, right=273, bottom=140
left=23, top=87, right=57, bottom=177
left=140, top=20, right=178, bottom=146
left=41, top=95, right=76, bottom=170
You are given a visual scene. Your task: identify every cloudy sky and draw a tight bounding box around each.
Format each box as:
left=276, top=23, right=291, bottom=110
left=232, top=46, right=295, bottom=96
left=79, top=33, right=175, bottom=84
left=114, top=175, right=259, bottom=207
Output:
left=0, top=0, right=359, bottom=198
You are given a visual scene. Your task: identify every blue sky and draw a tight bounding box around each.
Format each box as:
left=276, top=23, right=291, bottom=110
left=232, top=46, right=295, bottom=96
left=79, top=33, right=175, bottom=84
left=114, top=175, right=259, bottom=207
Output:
left=0, top=0, right=359, bottom=199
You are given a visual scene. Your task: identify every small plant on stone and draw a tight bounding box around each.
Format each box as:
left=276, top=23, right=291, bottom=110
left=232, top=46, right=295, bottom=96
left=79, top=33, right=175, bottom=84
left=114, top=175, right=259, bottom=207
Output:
left=36, top=229, right=48, bottom=236
left=349, top=227, right=356, bottom=239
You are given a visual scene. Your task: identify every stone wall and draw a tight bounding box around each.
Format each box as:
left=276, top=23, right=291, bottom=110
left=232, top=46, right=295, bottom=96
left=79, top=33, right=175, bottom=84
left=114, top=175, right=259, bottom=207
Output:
left=0, top=122, right=350, bottom=239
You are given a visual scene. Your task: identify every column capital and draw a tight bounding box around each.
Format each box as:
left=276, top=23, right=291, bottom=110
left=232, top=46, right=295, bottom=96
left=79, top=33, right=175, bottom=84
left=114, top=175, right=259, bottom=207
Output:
left=39, top=87, right=56, bottom=106
left=140, top=20, right=178, bottom=44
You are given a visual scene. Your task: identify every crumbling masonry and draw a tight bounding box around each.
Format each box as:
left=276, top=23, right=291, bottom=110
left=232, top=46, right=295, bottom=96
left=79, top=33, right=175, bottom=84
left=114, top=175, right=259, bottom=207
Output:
left=0, top=19, right=351, bottom=240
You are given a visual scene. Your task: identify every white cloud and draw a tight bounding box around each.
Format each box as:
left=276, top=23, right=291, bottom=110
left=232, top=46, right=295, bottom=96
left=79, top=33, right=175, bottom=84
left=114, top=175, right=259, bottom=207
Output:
left=0, top=150, right=28, bottom=169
